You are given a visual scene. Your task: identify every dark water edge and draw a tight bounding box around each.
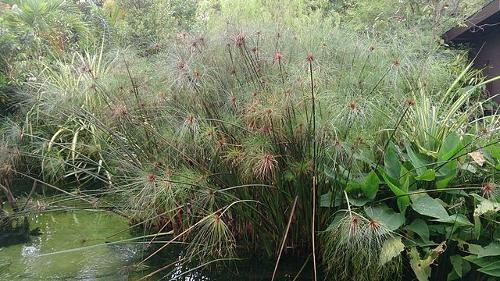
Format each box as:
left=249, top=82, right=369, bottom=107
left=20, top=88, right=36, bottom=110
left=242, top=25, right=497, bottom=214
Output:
left=0, top=209, right=315, bottom=281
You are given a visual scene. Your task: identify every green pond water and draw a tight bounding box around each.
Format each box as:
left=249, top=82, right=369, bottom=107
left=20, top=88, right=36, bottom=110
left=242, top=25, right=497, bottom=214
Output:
left=0, top=210, right=148, bottom=280
left=0, top=210, right=312, bottom=280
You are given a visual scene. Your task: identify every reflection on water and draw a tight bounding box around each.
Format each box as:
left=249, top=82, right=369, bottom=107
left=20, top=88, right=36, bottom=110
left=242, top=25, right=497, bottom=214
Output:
left=0, top=210, right=146, bottom=280
left=0, top=210, right=312, bottom=281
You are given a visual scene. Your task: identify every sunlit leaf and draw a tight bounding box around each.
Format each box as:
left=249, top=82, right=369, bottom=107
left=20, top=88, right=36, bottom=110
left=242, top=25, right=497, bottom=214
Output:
left=412, top=194, right=449, bottom=220
left=379, top=237, right=404, bottom=266
left=365, top=204, right=404, bottom=231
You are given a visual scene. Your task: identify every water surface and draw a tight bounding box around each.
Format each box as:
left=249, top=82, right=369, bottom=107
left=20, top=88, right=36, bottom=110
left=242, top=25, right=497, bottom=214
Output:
left=0, top=210, right=312, bottom=280
left=0, top=210, right=144, bottom=280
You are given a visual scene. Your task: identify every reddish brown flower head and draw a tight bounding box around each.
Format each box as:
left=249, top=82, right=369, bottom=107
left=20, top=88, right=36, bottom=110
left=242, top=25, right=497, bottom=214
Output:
left=348, top=215, right=362, bottom=235
left=234, top=33, right=245, bottom=47
left=369, top=46, right=375, bottom=51
left=306, top=53, right=315, bottom=62
left=251, top=47, right=258, bottom=53
left=184, top=115, right=194, bottom=126
left=274, top=51, right=283, bottom=62
left=176, top=60, right=186, bottom=70
left=111, top=104, right=128, bottom=118
left=349, top=100, right=358, bottom=110
left=254, top=153, right=278, bottom=180
left=394, top=15, right=405, bottom=22
left=216, top=139, right=226, bottom=147
left=146, top=173, right=157, bottom=183
left=177, top=32, right=188, bottom=40
left=393, top=59, right=400, bottom=66
left=367, top=219, right=380, bottom=231
left=481, top=183, right=496, bottom=198
left=406, top=98, right=416, bottom=106
left=230, top=95, right=237, bottom=106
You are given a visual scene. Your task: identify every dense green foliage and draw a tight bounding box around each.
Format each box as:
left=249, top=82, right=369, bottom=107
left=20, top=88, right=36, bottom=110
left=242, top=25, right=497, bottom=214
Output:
left=1, top=1, right=499, bottom=280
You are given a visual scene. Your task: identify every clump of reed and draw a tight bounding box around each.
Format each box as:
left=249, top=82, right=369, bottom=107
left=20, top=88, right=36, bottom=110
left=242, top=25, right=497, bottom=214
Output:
left=322, top=211, right=401, bottom=281
left=14, top=19, right=496, bottom=280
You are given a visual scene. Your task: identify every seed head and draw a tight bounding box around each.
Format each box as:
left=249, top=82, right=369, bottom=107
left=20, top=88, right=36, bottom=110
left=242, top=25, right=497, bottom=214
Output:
left=367, top=219, right=380, bottom=231
left=406, top=98, right=416, bottom=106
left=184, top=115, right=195, bottom=126
left=216, top=139, right=226, bottom=148
left=230, top=95, right=237, bottom=106
left=177, top=32, right=188, bottom=40
left=254, top=153, right=277, bottom=180
left=274, top=51, right=283, bottom=62
left=481, top=183, right=496, bottom=198
left=306, top=52, right=315, bottom=62
left=348, top=215, right=362, bottom=236
left=110, top=104, right=128, bottom=118
left=146, top=173, right=156, bottom=183
left=234, top=33, right=245, bottom=47
left=349, top=100, right=358, bottom=110
left=176, top=60, right=186, bottom=70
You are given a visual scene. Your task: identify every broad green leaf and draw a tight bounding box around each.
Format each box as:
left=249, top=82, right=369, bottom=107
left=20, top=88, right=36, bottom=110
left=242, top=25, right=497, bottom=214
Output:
left=379, top=168, right=410, bottom=213
left=320, top=191, right=341, bottom=208
left=478, top=242, right=500, bottom=258
left=436, top=160, right=458, bottom=177
left=362, top=171, right=379, bottom=200
left=436, top=160, right=457, bottom=189
left=344, top=179, right=364, bottom=192
left=384, top=143, right=401, bottom=180
left=484, top=144, right=500, bottom=160
left=400, top=165, right=410, bottom=191
left=347, top=194, right=370, bottom=206
left=435, top=214, right=472, bottom=226
left=439, top=133, right=462, bottom=161
left=409, top=242, right=447, bottom=281
left=379, top=237, right=404, bottom=266
left=478, top=260, right=500, bottom=277
left=464, top=255, right=499, bottom=267
left=406, top=143, right=430, bottom=176
left=447, top=270, right=460, bottom=281
left=407, top=219, right=430, bottom=242
left=415, top=169, right=436, bottom=181
left=474, top=200, right=500, bottom=217
left=365, top=204, right=404, bottom=231
left=450, top=255, right=470, bottom=278
left=474, top=216, right=482, bottom=240
left=412, top=194, right=449, bottom=220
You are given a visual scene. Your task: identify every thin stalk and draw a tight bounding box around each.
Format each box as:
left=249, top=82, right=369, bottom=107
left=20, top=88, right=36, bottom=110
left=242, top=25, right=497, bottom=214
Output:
left=271, top=196, right=299, bottom=281
left=308, top=55, right=318, bottom=281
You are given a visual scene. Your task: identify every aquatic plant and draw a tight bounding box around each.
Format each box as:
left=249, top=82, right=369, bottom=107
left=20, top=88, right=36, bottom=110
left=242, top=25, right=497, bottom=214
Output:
left=1, top=1, right=499, bottom=280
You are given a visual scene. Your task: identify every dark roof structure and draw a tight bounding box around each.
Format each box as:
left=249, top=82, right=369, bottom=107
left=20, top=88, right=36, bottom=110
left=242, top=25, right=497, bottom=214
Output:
left=444, top=0, right=500, bottom=102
